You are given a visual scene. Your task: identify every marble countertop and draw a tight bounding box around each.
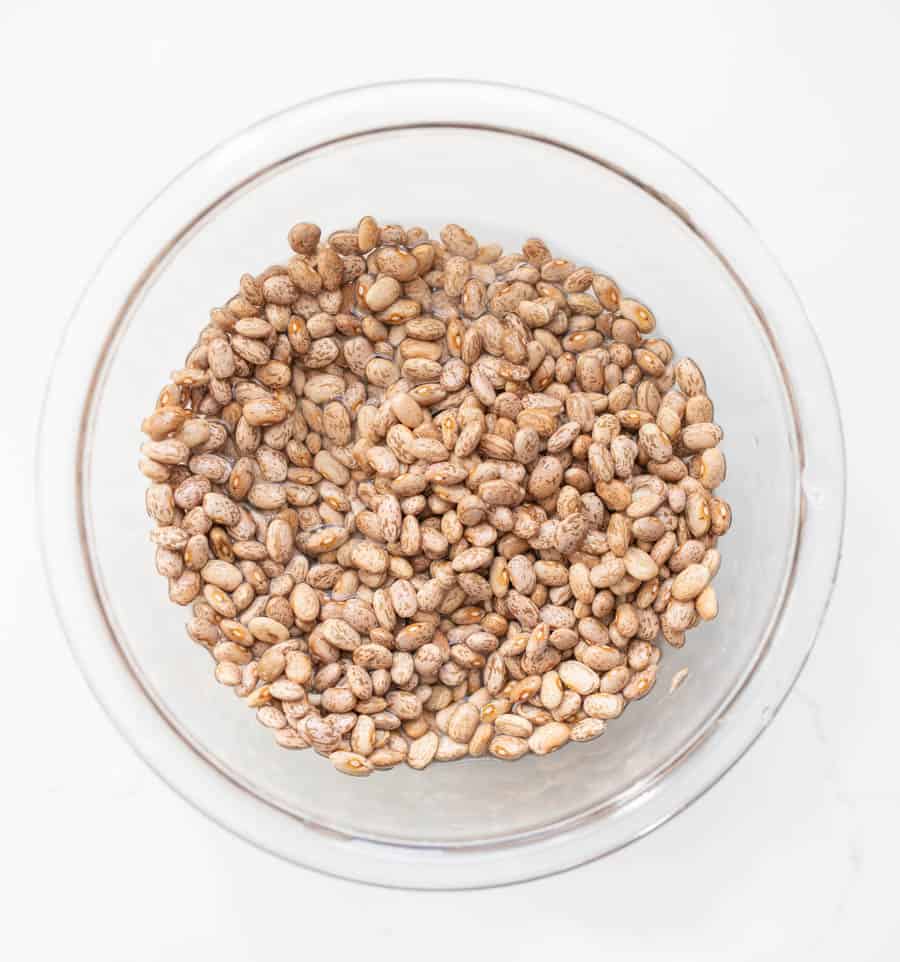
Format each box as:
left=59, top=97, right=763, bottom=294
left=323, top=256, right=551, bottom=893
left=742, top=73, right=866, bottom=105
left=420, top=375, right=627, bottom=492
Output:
left=2, top=1, right=896, bottom=958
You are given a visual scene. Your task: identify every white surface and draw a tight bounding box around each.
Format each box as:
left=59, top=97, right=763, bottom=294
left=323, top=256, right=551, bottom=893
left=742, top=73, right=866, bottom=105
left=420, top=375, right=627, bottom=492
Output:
left=0, top=0, right=895, bottom=957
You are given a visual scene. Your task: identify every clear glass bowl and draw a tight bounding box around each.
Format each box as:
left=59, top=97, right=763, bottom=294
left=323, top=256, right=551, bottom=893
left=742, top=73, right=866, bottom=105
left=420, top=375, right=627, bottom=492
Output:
left=38, top=80, right=845, bottom=889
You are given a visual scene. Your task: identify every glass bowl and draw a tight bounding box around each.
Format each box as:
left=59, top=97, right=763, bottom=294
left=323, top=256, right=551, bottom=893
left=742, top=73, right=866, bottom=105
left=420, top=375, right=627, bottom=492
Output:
left=38, top=80, right=845, bottom=889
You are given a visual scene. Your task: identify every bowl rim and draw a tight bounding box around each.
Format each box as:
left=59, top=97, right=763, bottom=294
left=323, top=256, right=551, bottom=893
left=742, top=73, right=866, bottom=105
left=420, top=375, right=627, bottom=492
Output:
left=37, top=78, right=846, bottom=889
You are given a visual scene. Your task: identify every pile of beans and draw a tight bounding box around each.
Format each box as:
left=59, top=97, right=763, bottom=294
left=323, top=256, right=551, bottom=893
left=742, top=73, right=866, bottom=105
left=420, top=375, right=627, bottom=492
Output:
left=140, top=218, right=731, bottom=776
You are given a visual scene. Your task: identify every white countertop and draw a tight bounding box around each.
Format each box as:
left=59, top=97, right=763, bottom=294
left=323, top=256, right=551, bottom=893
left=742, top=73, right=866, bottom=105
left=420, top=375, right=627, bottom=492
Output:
left=2, top=1, right=897, bottom=958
